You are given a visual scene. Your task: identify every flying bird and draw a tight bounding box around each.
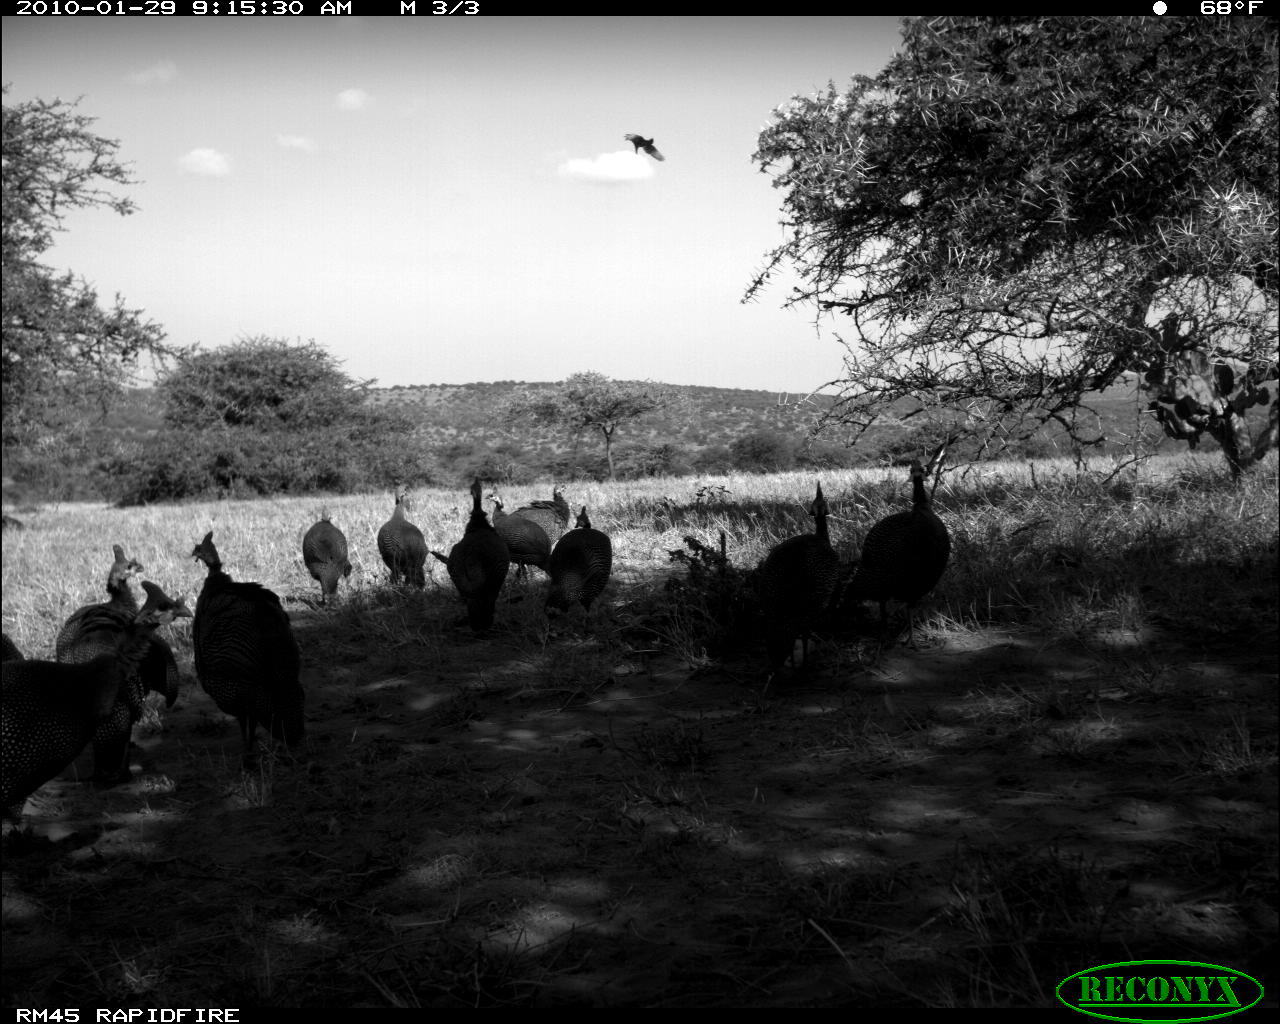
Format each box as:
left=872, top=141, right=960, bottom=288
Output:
left=624, top=134, right=665, bottom=161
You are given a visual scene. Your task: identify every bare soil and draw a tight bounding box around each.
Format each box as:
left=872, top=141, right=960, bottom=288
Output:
left=3, top=585, right=1277, bottom=1008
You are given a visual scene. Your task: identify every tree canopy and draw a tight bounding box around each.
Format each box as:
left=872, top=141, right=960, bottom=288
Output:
left=508, top=372, right=677, bottom=479
left=748, top=16, right=1278, bottom=475
left=160, top=336, right=371, bottom=430
left=2, top=89, right=174, bottom=451
left=113, top=337, right=418, bottom=504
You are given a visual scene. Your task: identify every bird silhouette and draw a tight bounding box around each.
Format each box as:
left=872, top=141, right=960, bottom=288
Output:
left=624, top=134, right=665, bottom=161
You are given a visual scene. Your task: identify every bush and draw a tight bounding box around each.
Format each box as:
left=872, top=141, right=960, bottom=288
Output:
left=111, top=418, right=428, bottom=505
left=621, top=443, right=692, bottom=478
left=730, top=429, right=798, bottom=472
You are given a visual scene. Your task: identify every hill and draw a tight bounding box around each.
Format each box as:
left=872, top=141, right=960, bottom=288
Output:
left=3, top=376, right=1248, bottom=504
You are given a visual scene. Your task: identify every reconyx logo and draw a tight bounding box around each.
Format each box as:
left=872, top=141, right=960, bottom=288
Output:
left=1056, top=961, right=1263, bottom=1022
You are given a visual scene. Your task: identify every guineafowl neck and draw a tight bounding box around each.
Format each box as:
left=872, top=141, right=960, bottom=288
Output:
left=814, top=514, right=831, bottom=547
left=912, top=475, right=929, bottom=509
left=109, top=577, right=139, bottom=609
left=204, top=565, right=230, bottom=587
left=117, top=622, right=159, bottom=671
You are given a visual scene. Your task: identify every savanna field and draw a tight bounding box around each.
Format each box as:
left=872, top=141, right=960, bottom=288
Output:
left=2, top=453, right=1277, bottom=1008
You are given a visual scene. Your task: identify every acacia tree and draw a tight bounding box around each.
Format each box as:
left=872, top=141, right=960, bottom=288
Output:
left=509, top=372, right=675, bottom=479
left=2, top=90, right=173, bottom=452
left=747, top=17, right=1278, bottom=477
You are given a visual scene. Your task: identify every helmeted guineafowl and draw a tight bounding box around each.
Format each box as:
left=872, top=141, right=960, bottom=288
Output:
left=303, top=514, right=352, bottom=603
left=192, top=531, right=304, bottom=766
left=55, top=579, right=190, bottom=786
left=489, top=494, right=551, bottom=579
left=841, top=460, right=950, bottom=645
left=624, top=133, right=665, bottom=161
left=377, top=489, right=427, bottom=588
left=546, top=507, right=613, bottom=613
left=2, top=601, right=180, bottom=810
left=54, top=544, right=144, bottom=656
left=512, top=486, right=571, bottom=543
left=1, top=634, right=23, bottom=662
left=757, top=482, right=842, bottom=680
left=437, top=479, right=510, bottom=632
left=57, top=547, right=188, bottom=784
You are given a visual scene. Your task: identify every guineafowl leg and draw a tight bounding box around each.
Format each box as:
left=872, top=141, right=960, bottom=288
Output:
left=92, top=734, right=133, bottom=787
left=239, top=716, right=258, bottom=767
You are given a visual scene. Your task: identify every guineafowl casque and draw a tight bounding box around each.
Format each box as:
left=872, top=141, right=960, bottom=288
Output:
left=546, top=507, right=613, bottom=614
left=757, top=482, right=842, bottom=681
left=840, top=460, right=951, bottom=645
left=1, top=634, right=23, bottom=663
left=434, top=479, right=510, bottom=632
left=57, top=580, right=190, bottom=786
left=303, top=514, right=352, bottom=603
left=54, top=544, right=144, bottom=656
left=192, top=531, right=304, bottom=766
left=377, top=488, right=427, bottom=588
left=512, top=485, right=571, bottom=543
left=489, top=494, right=551, bottom=579
left=624, top=133, right=665, bottom=161
left=2, top=600, right=180, bottom=811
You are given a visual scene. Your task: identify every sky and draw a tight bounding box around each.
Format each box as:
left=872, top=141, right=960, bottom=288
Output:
left=2, top=16, right=907, bottom=394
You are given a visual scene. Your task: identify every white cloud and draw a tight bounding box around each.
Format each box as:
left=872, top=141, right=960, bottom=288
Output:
left=277, top=134, right=319, bottom=154
left=178, top=148, right=231, bottom=176
left=557, top=150, right=655, bottom=183
left=336, top=88, right=370, bottom=111
left=127, top=60, right=177, bottom=86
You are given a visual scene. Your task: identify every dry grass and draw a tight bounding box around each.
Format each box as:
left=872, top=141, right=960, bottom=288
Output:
left=2, top=453, right=1276, bottom=1008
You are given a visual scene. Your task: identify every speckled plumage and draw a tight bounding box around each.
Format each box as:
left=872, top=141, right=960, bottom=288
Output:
left=757, top=482, right=842, bottom=677
left=512, top=486, right=571, bottom=543
left=377, top=490, right=427, bottom=588
left=192, top=531, right=304, bottom=765
left=439, top=480, right=510, bottom=632
left=546, top=507, right=613, bottom=613
left=303, top=515, right=352, bottom=602
left=841, top=460, right=950, bottom=644
left=490, top=495, right=551, bottom=578
left=2, top=603, right=175, bottom=810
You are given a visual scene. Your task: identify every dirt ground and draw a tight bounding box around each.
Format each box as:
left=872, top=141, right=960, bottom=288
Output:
left=3, top=583, right=1277, bottom=1008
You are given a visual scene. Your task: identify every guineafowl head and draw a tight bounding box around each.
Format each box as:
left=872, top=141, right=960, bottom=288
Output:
left=140, top=580, right=192, bottom=623
left=110, top=544, right=145, bottom=581
left=807, top=482, right=829, bottom=520
left=465, top=479, right=494, bottom=533
left=191, top=531, right=221, bottom=570
left=575, top=507, right=591, bottom=529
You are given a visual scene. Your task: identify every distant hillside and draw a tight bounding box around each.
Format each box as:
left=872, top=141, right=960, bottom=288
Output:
left=364, top=377, right=1201, bottom=471
left=6, top=377, right=1249, bottom=503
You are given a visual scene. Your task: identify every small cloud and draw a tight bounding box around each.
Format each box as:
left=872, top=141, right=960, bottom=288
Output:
left=277, top=134, right=319, bottom=154
left=178, top=148, right=231, bottom=176
left=336, top=88, right=370, bottom=111
left=557, top=150, right=655, bottom=183
left=127, top=60, right=177, bottom=86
